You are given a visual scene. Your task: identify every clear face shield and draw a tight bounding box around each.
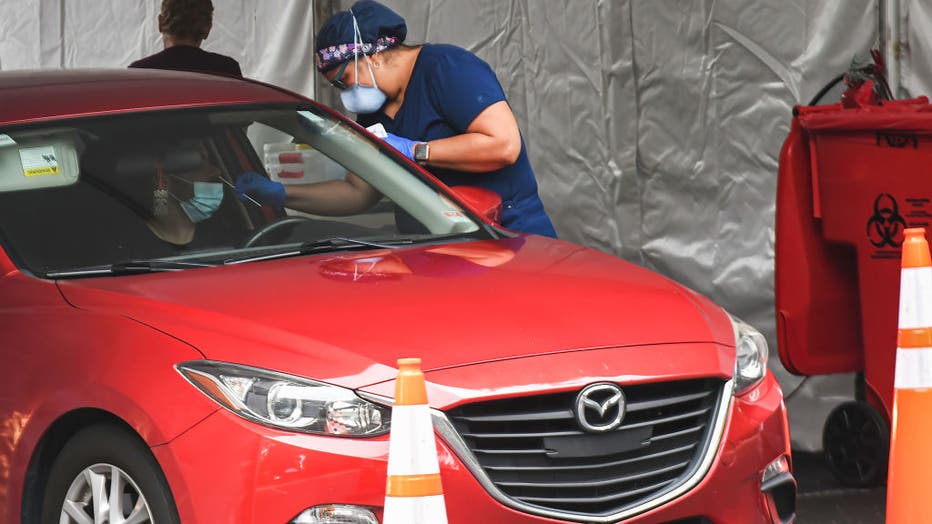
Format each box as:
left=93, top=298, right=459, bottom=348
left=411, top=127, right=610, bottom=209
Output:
left=338, top=10, right=388, bottom=114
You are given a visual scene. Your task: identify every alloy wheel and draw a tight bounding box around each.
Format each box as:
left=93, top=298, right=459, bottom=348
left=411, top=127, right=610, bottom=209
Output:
left=59, top=463, right=153, bottom=524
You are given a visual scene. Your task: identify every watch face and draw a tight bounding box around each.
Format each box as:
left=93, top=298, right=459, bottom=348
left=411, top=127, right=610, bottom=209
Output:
left=414, top=142, right=429, bottom=161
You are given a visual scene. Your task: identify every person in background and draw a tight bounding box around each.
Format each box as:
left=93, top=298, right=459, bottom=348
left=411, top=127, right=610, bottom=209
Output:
left=236, top=0, right=556, bottom=237
left=129, top=0, right=242, bottom=77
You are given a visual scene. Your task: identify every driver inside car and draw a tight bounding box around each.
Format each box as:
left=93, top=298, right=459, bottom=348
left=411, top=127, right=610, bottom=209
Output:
left=146, top=145, right=226, bottom=246
left=93, top=140, right=243, bottom=259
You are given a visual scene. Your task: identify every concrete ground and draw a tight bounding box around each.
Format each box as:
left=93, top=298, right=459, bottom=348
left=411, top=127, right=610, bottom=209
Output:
left=793, top=451, right=886, bottom=523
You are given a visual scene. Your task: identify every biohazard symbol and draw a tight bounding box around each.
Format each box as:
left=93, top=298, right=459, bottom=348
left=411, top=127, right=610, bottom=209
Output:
left=866, top=193, right=907, bottom=248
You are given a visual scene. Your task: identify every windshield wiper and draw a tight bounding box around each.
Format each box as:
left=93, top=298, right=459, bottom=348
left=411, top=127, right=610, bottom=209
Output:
left=225, top=231, right=491, bottom=266
left=109, top=260, right=216, bottom=275
left=46, top=260, right=216, bottom=278
left=224, top=236, right=412, bottom=266
left=310, top=236, right=411, bottom=250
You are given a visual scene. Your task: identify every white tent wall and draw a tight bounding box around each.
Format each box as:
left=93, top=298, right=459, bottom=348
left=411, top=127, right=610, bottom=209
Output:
left=0, top=0, right=924, bottom=451
left=901, top=0, right=932, bottom=99
left=0, top=0, right=318, bottom=97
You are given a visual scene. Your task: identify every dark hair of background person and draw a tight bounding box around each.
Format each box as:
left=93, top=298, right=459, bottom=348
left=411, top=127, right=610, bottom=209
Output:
left=160, top=0, right=214, bottom=42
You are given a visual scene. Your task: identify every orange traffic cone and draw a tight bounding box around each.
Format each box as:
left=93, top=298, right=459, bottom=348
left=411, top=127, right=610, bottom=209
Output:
left=383, top=358, right=448, bottom=524
left=886, top=228, right=932, bottom=523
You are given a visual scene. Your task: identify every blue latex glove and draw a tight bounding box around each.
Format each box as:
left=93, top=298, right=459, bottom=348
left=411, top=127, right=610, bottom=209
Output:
left=236, top=171, right=285, bottom=208
left=383, top=132, right=418, bottom=162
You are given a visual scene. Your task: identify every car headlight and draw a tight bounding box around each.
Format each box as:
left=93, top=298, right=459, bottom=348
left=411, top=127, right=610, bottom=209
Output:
left=177, top=361, right=391, bottom=437
left=728, top=314, right=769, bottom=394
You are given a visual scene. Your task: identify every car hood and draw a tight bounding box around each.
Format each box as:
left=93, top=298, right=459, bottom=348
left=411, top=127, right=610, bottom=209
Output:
left=57, top=236, right=735, bottom=389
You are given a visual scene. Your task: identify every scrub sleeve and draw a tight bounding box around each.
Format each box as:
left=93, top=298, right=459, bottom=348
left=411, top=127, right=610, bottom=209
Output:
left=359, top=44, right=556, bottom=237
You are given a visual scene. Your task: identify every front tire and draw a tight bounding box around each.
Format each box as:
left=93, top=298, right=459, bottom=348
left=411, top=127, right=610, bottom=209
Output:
left=40, top=424, right=180, bottom=524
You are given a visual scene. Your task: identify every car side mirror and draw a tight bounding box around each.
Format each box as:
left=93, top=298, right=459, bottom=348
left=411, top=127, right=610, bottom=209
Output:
left=450, top=185, right=502, bottom=224
left=0, top=245, right=15, bottom=276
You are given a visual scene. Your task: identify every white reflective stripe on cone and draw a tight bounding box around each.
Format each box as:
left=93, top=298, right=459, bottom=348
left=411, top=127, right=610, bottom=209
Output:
left=386, top=404, right=441, bottom=476
left=895, top=347, right=932, bottom=389
left=383, top=494, right=449, bottom=523
left=899, top=267, right=932, bottom=329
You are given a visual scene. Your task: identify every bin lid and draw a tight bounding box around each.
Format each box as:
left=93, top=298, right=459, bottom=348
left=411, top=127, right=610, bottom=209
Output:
left=797, top=96, right=932, bottom=131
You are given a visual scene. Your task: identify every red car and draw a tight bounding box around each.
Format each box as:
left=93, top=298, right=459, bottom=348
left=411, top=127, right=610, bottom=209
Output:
left=0, top=69, right=794, bottom=524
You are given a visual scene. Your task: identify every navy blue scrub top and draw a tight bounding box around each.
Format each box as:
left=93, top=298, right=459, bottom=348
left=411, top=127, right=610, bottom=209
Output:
left=358, top=44, right=556, bottom=237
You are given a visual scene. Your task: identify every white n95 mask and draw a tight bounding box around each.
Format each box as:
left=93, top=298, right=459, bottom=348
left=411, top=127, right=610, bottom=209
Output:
left=340, top=58, right=387, bottom=114
left=340, top=10, right=388, bottom=114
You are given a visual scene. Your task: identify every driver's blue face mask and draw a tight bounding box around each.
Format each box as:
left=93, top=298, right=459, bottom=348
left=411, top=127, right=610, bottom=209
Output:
left=179, top=181, right=224, bottom=223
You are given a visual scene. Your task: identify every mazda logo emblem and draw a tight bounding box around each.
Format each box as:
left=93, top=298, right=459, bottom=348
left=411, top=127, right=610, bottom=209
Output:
left=575, top=383, right=626, bottom=433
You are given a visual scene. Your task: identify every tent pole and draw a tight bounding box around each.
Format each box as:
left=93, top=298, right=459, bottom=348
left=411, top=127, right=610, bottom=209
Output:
left=881, top=0, right=903, bottom=99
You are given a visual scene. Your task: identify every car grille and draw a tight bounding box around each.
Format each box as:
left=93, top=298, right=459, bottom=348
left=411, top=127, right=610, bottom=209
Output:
left=445, top=378, right=725, bottom=518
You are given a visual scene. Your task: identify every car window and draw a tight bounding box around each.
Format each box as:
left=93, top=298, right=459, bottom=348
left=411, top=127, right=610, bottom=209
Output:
left=0, top=104, right=483, bottom=277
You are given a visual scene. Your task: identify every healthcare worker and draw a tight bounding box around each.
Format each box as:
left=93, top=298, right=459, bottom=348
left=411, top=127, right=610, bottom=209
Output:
left=236, top=0, right=557, bottom=237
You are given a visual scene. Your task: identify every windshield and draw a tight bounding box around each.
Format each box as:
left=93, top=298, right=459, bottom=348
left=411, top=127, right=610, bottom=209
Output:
left=0, top=104, right=485, bottom=277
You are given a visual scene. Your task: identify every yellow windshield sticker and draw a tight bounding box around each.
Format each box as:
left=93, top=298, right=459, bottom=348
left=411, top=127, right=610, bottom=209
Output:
left=19, top=146, right=61, bottom=177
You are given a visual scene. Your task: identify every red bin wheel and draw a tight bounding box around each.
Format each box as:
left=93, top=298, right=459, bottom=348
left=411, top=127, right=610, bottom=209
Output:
left=822, top=401, right=889, bottom=487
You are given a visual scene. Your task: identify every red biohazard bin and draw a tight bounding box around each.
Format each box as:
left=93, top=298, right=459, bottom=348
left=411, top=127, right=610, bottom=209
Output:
left=776, top=96, right=932, bottom=487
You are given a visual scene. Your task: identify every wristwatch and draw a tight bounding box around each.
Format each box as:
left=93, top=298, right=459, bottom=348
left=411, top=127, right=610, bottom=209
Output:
left=413, top=142, right=430, bottom=164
